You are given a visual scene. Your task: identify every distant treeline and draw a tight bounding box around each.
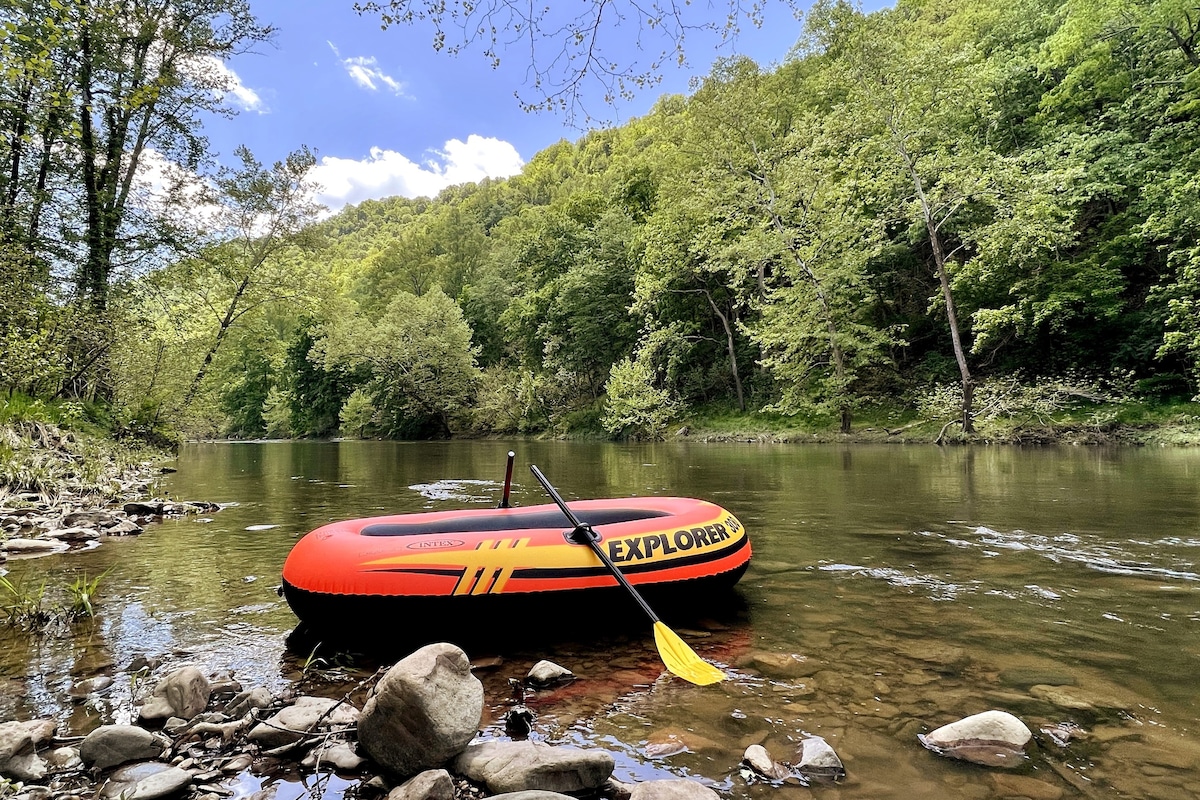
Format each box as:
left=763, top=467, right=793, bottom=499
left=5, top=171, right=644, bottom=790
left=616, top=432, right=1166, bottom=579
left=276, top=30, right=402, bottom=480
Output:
left=4, top=0, right=1199, bottom=441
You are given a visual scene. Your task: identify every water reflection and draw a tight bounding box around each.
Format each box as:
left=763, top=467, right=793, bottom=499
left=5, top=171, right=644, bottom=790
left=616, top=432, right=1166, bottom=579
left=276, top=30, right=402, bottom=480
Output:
left=1, top=441, right=1198, bottom=799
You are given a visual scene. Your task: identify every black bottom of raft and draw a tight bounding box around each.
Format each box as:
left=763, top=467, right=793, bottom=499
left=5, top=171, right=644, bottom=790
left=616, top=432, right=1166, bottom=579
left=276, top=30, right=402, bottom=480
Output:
left=282, top=564, right=749, bottom=652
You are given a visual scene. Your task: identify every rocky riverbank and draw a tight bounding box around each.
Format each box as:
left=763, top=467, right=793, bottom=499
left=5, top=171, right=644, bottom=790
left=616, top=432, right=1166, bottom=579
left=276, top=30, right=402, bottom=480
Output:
left=0, top=422, right=217, bottom=565
left=0, top=642, right=1048, bottom=800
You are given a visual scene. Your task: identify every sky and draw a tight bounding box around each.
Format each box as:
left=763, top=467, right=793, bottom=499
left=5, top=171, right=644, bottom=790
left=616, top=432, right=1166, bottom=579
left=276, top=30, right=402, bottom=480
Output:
left=204, top=1, right=888, bottom=213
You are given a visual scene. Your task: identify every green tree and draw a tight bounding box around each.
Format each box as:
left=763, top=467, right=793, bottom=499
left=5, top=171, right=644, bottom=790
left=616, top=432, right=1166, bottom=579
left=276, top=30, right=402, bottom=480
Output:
left=285, top=325, right=362, bottom=437
left=603, top=353, right=680, bottom=439
left=811, top=0, right=1014, bottom=434
left=317, top=289, right=481, bottom=438
left=181, top=146, right=323, bottom=411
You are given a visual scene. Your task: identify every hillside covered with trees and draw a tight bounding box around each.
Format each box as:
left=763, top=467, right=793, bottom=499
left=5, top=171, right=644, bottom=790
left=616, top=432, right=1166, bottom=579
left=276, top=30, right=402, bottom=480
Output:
left=4, top=0, right=1200, bottom=443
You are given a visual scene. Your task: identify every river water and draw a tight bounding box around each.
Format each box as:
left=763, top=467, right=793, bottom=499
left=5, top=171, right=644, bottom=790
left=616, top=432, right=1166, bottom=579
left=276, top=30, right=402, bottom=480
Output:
left=1, top=441, right=1198, bottom=799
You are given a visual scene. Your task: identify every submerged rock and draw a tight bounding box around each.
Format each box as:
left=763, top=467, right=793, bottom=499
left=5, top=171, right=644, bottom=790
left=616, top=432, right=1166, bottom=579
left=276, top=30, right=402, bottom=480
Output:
left=3, top=538, right=69, bottom=554
left=796, top=736, right=845, bottom=781
left=526, top=660, right=574, bottom=688
left=70, top=676, right=115, bottom=702
left=919, top=710, right=1032, bottom=768
left=357, top=642, right=483, bottom=777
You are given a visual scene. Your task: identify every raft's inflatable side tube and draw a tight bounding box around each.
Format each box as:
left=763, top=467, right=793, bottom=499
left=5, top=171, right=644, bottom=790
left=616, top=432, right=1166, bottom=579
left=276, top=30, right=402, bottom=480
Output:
left=280, top=497, right=751, bottom=635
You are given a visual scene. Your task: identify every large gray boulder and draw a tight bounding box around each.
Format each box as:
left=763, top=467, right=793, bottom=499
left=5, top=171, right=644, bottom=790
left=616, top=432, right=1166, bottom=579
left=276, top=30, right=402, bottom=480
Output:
left=80, top=725, right=169, bottom=771
left=0, top=721, right=47, bottom=782
left=358, top=643, right=483, bottom=777
left=139, top=667, right=212, bottom=722
left=454, top=740, right=614, bottom=794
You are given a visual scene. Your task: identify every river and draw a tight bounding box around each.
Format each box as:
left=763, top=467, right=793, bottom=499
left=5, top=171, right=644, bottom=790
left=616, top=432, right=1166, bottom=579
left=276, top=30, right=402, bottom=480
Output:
left=1, top=441, right=1198, bottom=799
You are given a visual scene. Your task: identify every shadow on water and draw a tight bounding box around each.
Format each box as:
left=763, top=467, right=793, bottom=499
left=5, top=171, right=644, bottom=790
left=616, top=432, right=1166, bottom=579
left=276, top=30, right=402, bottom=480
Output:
left=282, top=586, right=753, bottom=667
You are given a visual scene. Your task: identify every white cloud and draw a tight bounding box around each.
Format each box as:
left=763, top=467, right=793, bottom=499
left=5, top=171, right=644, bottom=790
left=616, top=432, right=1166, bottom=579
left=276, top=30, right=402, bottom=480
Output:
left=328, top=42, right=407, bottom=96
left=191, top=55, right=264, bottom=112
left=311, top=136, right=525, bottom=209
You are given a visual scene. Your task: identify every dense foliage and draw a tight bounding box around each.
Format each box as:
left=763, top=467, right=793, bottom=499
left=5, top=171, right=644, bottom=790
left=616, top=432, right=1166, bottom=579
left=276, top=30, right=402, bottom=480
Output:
left=4, top=0, right=1200, bottom=441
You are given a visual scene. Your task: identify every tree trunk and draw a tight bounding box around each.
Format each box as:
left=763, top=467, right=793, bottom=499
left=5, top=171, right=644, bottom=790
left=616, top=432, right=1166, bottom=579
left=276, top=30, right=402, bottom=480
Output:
left=894, top=131, right=975, bottom=434
left=927, top=223, right=975, bottom=434
left=183, top=276, right=252, bottom=410
left=702, top=288, right=746, bottom=412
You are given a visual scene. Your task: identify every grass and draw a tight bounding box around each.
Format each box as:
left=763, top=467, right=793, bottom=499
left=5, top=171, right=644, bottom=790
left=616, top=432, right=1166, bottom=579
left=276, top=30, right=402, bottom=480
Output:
left=0, top=569, right=111, bottom=632
left=673, top=399, right=1200, bottom=446
left=0, top=400, right=166, bottom=501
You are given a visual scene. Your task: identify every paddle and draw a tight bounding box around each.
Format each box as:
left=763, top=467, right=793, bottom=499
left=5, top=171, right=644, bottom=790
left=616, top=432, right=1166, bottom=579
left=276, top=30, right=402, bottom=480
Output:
left=529, top=464, right=725, bottom=686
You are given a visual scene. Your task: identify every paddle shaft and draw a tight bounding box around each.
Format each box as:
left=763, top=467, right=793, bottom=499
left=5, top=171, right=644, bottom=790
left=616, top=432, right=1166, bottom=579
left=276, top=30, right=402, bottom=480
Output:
left=529, top=464, right=660, bottom=624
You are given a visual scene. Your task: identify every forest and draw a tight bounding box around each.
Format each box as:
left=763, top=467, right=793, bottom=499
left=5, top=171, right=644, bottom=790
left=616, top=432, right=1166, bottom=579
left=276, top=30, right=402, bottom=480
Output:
left=3, top=0, right=1200, bottom=444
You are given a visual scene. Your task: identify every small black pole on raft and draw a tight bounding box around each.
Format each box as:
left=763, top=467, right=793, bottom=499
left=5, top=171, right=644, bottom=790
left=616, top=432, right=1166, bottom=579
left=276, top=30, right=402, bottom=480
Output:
left=499, top=450, right=516, bottom=508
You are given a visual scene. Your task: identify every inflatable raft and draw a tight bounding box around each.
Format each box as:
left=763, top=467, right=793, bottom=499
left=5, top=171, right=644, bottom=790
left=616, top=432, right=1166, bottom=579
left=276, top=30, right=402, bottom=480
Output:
left=281, top=496, right=751, bottom=636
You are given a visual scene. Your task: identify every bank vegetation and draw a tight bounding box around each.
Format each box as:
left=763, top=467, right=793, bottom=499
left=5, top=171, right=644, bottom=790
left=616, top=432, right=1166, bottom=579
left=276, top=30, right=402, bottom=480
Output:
left=3, top=0, right=1200, bottom=446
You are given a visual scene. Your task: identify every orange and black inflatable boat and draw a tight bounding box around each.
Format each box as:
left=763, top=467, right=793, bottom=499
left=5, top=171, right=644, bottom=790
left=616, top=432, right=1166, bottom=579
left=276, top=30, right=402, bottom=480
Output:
left=281, top=496, right=751, bottom=637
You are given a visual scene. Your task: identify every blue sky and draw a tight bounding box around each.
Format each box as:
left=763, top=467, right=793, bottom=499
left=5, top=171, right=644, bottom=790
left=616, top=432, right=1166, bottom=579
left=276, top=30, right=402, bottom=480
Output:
left=204, top=1, right=888, bottom=212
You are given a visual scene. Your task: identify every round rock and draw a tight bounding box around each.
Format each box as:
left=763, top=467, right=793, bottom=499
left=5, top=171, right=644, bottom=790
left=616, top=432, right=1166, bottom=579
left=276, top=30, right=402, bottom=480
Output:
left=358, top=643, right=483, bottom=777
left=0, top=720, right=47, bottom=782
left=386, top=768, right=455, bottom=800
left=139, top=667, right=212, bottom=722
left=526, top=660, right=574, bottom=688
left=454, top=740, right=614, bottom=794
left=80, top=725, right=169, bottom=771
left=742, top=745, right=791, bottom=781
left=919, top=710, right=1032, bottom=768
left=248, top=696, right=359, bottom=749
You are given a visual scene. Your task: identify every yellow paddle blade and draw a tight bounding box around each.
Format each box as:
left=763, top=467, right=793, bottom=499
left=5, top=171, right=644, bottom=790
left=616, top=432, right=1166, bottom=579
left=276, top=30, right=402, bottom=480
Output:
left=653, top=621, right=725, bottom=685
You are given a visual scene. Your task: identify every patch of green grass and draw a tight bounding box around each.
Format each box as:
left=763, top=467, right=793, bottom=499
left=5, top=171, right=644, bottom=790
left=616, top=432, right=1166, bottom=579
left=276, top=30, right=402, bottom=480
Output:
left=680, top=402, right=930, bottom=440
left=0, top=574, right=53, bottom=630
left=0, top=569, right=111, bottom=633
left=65, top=569, right=112, bottom=619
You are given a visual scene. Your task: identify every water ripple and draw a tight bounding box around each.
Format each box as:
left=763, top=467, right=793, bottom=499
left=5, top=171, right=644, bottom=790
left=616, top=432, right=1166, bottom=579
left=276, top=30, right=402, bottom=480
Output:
left=819, top=562, right=972, bottom=600
left=408, top=479, right=501, bottom=503
left=923, top=526, right=1200, bottom=582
